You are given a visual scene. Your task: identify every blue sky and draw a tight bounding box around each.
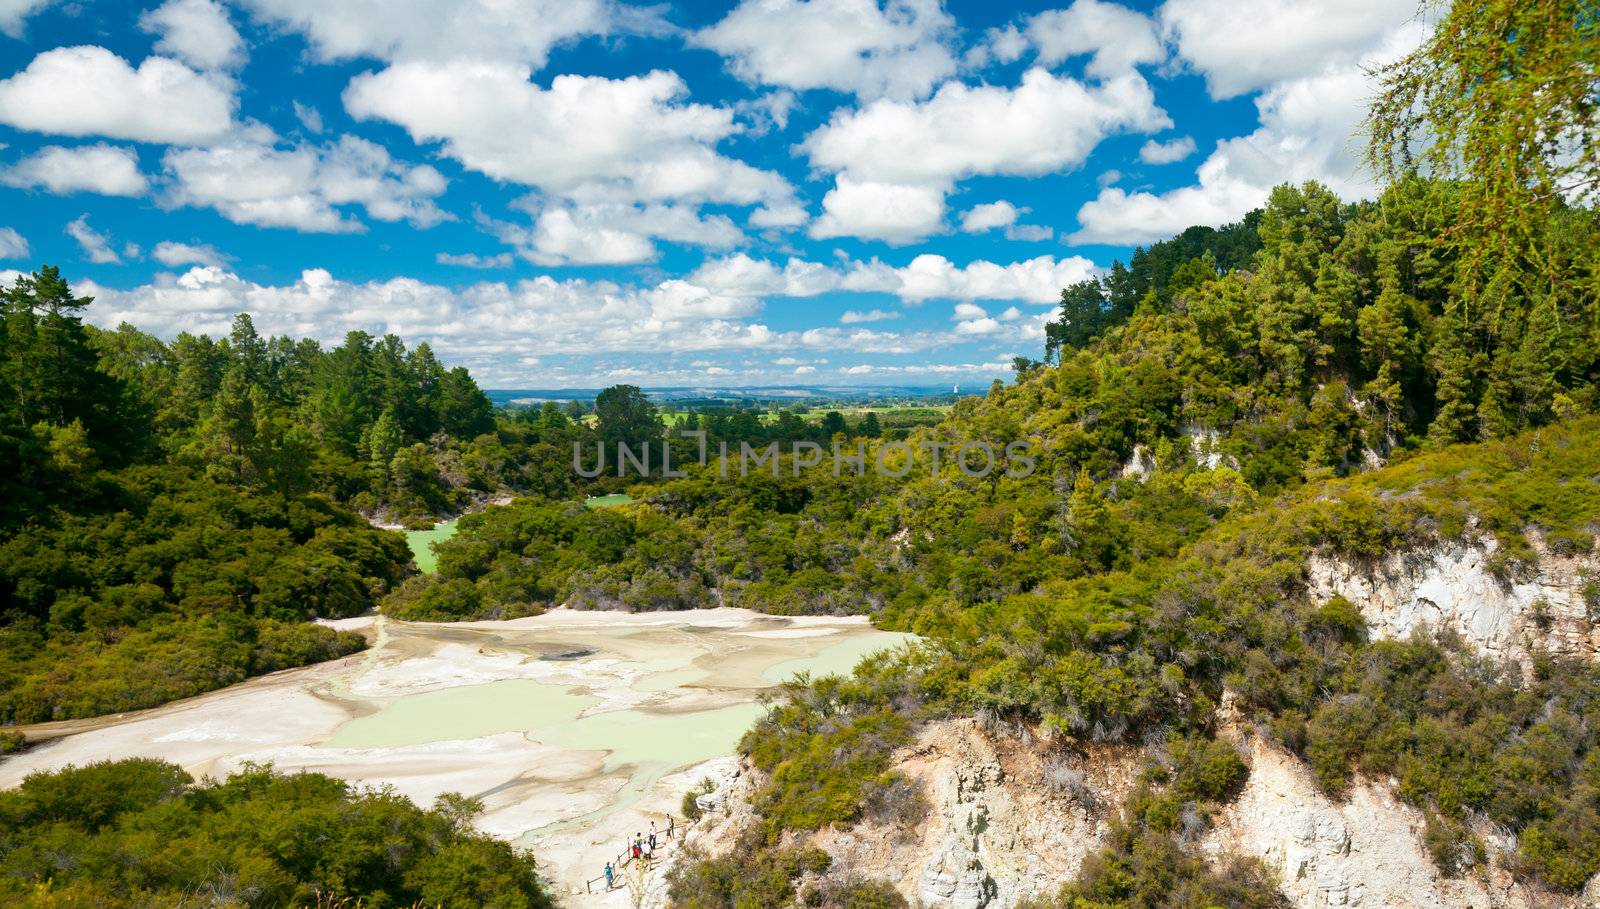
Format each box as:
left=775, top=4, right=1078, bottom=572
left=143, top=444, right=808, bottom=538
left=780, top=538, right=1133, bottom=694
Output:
left=0, top=0, right=1423, bottom=388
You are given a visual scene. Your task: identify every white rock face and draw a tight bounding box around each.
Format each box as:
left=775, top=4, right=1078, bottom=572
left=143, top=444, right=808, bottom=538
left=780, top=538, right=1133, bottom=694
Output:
left=1207, top=734, right=1587, bottom=909
left=1182, top=423, right=1235, bottom=470
left=918, top=839, right=995, bottom=908
left=689, top=719, right=1140, bottom=909
left=1122, top=444, right=1155, bottom=481
left=1307, top=534, right=1598, bottom=669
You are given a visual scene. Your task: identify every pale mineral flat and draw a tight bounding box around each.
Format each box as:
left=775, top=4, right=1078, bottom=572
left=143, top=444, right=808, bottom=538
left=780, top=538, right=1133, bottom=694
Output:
left=2, top=607, right=914, bottom=900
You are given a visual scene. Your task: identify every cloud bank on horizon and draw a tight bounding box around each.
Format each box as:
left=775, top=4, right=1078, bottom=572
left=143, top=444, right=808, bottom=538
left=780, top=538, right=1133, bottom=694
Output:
left=0, top=0, right=1423, bottom=387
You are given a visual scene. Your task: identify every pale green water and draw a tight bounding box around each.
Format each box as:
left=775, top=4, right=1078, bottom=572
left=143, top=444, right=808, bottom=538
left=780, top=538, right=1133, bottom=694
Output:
left=539, top=703, right=767, bottom=770
left=584, top=493, right=633, bottom=508
left=326, top=678, right=762, bottom=769
left=327, top=679, right=598, bottom=748
left=405, top=520, right=458, bottom=574
left=762, top=630, right=917, bottom=683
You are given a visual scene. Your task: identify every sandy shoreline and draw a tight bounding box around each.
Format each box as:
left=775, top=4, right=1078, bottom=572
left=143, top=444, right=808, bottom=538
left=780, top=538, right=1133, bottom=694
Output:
left=1, top=607, right=914, bottom=901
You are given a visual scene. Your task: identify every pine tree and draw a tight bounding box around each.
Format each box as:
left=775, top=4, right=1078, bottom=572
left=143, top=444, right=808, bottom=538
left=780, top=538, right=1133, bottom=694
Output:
left=1514, top=292, right=1563, bottom=425
left=191, top=369, right=258, bottom=485
left=857, top=411, right=882, bottom=439
left=1429, top=308, right=1477, bottom=444
left=1, top=267, right=120, bottom=438
left=407, top=343, right=446, bottom=438
left=1252, top=183, right=1349, bottom=392
left=439, top=367, right=493, bottom=438
left=313, top=331, right=377, bottom=451
left=1357, top=255, right=1419, bottom=440
left=1310, top=253, right=1359, bottom=376
left=229, top=314, right=267, bottom=392
left=364, top=406, right=404, bottom=482
left=167, top=333, right=228, bottom=437
left=1064, top=467, right=1110, bottom=564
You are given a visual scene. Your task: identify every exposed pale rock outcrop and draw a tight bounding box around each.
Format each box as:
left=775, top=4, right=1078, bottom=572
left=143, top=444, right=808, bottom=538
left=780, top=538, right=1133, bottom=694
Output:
left=1183, top=423, right=1235, bottom=471
left=1121, top=444, right=1155, bottom=481
left=1207, top=732, right=1587, bottom=909
left=690, top=718, right=1141, bottom=908
left=1307, top=532, right=1599, bottom=669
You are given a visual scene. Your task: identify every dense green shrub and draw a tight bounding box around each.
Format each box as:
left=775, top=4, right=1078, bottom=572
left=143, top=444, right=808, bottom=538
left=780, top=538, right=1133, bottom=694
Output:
left=0, top=759, right=554, bottom=908
left=741, top=653, right=930, bottom=838
left=666, top=836, right=832, bottom=909
left=0, top=616, right=367, bottom=724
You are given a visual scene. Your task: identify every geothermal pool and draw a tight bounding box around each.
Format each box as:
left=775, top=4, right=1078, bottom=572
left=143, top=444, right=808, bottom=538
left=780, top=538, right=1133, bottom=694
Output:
left=0, top=608, right=912, bottom=901
left=404, top=518, right=458, bottom=573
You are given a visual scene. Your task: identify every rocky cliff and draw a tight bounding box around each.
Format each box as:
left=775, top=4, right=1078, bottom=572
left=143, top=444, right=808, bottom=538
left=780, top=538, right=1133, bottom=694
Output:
left=670, top=538, right=1600, bottom=909
left=1207, top=730, right=1589, bottom=909
left=680, top=717, right=1594, bottom=909
left=687, top=719, right=1142, bottom=909
left=1308, top=532, right=1598, bottom=671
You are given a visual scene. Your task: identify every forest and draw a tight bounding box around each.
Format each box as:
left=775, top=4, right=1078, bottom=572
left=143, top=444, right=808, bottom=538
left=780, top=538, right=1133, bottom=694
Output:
left=0, top=271, right=508, bottom=723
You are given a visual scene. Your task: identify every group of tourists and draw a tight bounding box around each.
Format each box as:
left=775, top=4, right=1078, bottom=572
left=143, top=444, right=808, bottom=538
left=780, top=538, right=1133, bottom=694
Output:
left=600, top=817, right=677, bottom=891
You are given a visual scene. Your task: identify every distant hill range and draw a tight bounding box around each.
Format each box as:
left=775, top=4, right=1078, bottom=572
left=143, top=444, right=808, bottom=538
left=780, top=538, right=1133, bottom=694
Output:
left=486, top=385, right=970, bottom=408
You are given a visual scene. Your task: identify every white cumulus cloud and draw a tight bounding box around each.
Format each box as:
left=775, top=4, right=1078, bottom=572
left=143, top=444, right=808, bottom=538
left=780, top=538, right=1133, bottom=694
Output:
left=840, top=309, right=899, bottom=324
left=488, top=201, right=745, bottom=267
left=696, top=0, right=957, bottom=101
left=687, top=254, right=844, bottom=298
left=163, top=134, right=450, bottom=232
left=65, top=215, right=125, bottom=264
left=960, top=201, right=1020, bottom=233
left=1071, top=22, right=1427, bottom=245
left=77, top=267, right=784, bottom=377
left=236, top=0, right=615, bottom=67
left=809, top=176, right=946, bottom=244
left=0, top=46, right=235, bottom=144
left=140, top=0, right=246, bottom=71
left=805, top=69, right=1168, bottom=187
left=0, top=0, right=54, bottom=38
left=1, top=144, right=148, bottom=196
left=802, top=67, right=1169, bottom=242
left=889, top=253, right=1095, bottom=303
left=152, top=241, right=228, bottom=268
left=1160, top=0, right=1420, bottom=98
left=344, top=63, right=795, bottom=213
left=689, top=252, right=1098, bottom=304
left=1139, top=135, right=1197, bottom=165
left=1027, top=0, right=1164, bottom=77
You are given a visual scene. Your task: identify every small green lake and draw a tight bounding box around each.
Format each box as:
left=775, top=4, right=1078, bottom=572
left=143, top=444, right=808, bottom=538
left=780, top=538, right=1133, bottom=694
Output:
left=584, top=493, right=633, bottom=508
left=405, top=520, right=458, bottom=574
